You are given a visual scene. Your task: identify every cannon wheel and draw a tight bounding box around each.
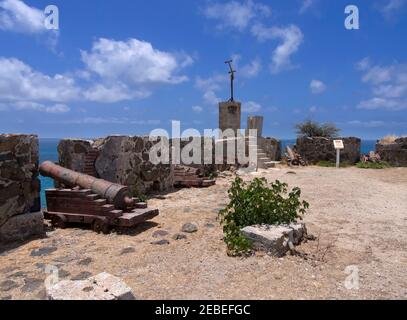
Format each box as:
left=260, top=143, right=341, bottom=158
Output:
left=92, top=218, right=111, bottom=234
left=51, top=214, right=67, bottom=229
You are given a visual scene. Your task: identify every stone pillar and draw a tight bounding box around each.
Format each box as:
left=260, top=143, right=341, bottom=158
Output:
left=219, top=101, right=241, bottom=135
left=0, top=134, right=43, bottom=243
left=247, top=116, right=264, bottom=137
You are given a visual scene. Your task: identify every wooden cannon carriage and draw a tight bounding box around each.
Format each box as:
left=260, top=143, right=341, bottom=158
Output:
left=40, top=161, right=159, bottom=234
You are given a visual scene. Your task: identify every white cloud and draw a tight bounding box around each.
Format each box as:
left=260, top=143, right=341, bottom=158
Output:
left=81, top=38, right=191, bottom=85
left=299, top=0, right=317, bottom=14
left=203, top=0, right=271, bottom=31
left=81, top=38, right=192, bottom=102
left=362, top=66, right=393, bottom=85
left=192, top=105, right=203, bottom=113
left=195, top=74, right=227, bottom=105
left=243, top=101, right=262, bottom=113
left=231, top=54, right=261, bottom=78
left=347, top=120, right=386, bottom=128
left=309, top=106, right=318, bottom=113
left=378, top=0, right=406, bottom=19
left=83, top=84, right=149, bottom=103
left=357, top=97, right=407, bottom=110
left=0, top=37, right=193, bottom=109
left=251, top=24, right=304, bottom=73
left=58, top=117, right=161, bottom=125
left=240, top=58, right=261, bottom=78
left=356, top=57, right=371, bottom=71
left=310, top=79, right=326, bottom=94
left=0, top=57, right=79, bottom=103
left=2, top=101, right=70, bottom=113
left=0, top=0, right=45, bottom=33
left=357, top=59, right=407, bottom=111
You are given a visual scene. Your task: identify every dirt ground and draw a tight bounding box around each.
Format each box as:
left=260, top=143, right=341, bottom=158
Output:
left=1, top=166, right=406, bottom=300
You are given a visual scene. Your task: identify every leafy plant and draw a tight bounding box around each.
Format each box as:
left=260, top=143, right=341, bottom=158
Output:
left=356, top=161, right=390, bottom=169
left=137, top=194, right=148, bottom=203
left=295, top=120, right=340, bottom=138
left=218, top=177, right=309, bottom=256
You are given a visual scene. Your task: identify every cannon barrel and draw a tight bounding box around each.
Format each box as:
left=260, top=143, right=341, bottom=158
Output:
left=40, top=161, right=134, bottom=210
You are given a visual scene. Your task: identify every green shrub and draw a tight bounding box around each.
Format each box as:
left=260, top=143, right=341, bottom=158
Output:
left=295, top=120, right=340, bottom=138
left=356, top=161, right=390, bottom=169
left=218, top=177, right=309, bottom=256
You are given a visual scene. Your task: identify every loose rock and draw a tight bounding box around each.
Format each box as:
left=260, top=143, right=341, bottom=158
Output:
left=152, top=230, right=169, bottom=238
left=77, top=258, right=93, bottom=266
left=46, top=272, right=136, bottom=300
left=30, top=247, right=57, bottom=257
left=151, top=239, right=170, bottom=245
left=172, top=233, right=187, bottom=240
left=120, top=247, right=135, bottom=255
left=0, top=280, right=19, bottom=292
left=240, top=224, right=307, bottom=257
left=21, top=278, right=43, bottom=292
left=181, top=223, right=198, bottom=233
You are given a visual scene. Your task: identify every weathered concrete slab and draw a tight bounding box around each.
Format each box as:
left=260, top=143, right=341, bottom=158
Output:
left=0, top=211, right=44, bottom=243
left=241, top=223, right=307, bottom=256
left=46, top=272, right=136, bottom=300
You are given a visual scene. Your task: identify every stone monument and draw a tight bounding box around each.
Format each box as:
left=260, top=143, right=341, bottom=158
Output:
left=247, top=116, right=264, bottom=137
left=219, top=60, right=241, bottom=135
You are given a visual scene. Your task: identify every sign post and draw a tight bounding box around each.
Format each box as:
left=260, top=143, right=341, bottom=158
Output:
left=333, top=140, right=345, bottom=168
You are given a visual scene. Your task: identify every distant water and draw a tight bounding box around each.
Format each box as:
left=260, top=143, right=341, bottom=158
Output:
left=38, top=138, right=378, bottom=207
left=39, top=139, right=59, bottom=207
left=281, top=139, right=377, bottom=155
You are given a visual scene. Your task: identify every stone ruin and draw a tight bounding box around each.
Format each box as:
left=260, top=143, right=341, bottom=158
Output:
left=376, top=137, right=407, bottom=167
left=0, top=134, right=43, bottom=243
left=295, top=136, right=361, bottom=165
left=58, top=136, right=173, bottom=196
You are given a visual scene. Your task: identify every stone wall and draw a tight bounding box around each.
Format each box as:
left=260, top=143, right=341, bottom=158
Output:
left=0, top=134, right=43, bottom=243
left=58, top=136, right=174, bottom=195
left=296, top=137, right=361, bottom=164
left=376, top=137, right=407, bottom=167
left=258, top=137, right=281, bottom=161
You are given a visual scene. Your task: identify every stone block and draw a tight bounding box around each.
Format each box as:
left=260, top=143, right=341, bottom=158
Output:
left=0, top=211, right=44, bottom=243
left=219, top=101, right=241, bottom=135
left=46, top=272, right=136, bottom=300
left=241, top=223, right=306, bottom=256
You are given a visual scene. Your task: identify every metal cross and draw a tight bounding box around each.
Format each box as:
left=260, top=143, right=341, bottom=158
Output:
left=225, top=59, right=236, bottom=102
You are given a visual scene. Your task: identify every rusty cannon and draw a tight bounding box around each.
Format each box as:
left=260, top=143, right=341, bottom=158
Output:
left=40, top=161, right=134, bottom=210
left=39, top=161, right=159, bottom=233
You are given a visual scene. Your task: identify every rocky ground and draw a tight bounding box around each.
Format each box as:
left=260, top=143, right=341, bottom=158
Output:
left=0, top=166, right=406, bottom=300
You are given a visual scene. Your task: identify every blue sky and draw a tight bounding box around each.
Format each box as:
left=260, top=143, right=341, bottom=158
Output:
left=0, top=0, right=406, bottom=139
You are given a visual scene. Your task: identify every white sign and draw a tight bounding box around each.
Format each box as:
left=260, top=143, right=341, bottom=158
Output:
left=334, top=140, right=344, bottom=150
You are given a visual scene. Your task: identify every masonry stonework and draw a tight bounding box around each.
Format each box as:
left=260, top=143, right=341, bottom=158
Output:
left=296, top=137, right=361, bottom=164
left=58, top=136, right=174, bottom=196
left=0, top=134, right=43, bottom=243
left=376, top=138, right=407, bottom=167
left=219, top=101, right=241, bottom=135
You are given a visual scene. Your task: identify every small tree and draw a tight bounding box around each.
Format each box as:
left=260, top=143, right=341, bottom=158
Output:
left=218, top=177, right=309, bottom=256
left=295, top=120, right=340, bottom=138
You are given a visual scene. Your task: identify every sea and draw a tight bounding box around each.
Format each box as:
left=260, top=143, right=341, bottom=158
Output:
left=38, top=138, right=377, bottom=207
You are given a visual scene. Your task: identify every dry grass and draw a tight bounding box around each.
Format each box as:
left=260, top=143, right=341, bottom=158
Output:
left=379, top=134, right=398, bottom=145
